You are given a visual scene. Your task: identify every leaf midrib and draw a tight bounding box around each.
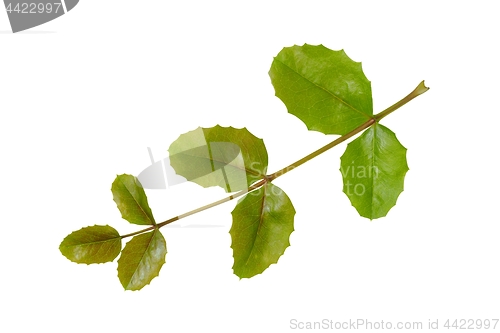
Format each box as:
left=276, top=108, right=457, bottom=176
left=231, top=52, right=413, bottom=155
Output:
left=119, top=178, right=155, bottom=225
left=369, top=125, right=377, bottom=220
left=244, top=184, right=268, bottom=267
left=68, top=237, right=120, bottom=248
left=177, top=149, right=263, bottom=178
left=274, top=58, right=372, bottom=119
left=127, top=230, right=158, bottom=289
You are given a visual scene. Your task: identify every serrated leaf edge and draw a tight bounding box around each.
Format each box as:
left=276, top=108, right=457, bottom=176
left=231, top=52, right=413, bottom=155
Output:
left=271, top=43, right=372, bottom=121
left=59, top=224, right=122, bottom=265
left=167, top=125, right=267, bottom=190
left=340, top=125, right=410, bottom=220
left=112, top=174, right=156, bottom=225
left=117, top=229, right=167, bottom=291
left=229, top=184, right=296, bottom=279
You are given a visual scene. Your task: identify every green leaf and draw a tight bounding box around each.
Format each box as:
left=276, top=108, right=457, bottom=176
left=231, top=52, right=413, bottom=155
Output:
left=340, top=123, right=409, bottom=219
left=59, top=225, right=121, bottom=264
left=111, top=174, right=155, bottom=225
left=230, top=183, right=295, bottom=278
left=117, top=229, right=167, bottom=291
left=269, top=44, right=373, bottom=135
left=169, top=125, right=268, bottom=192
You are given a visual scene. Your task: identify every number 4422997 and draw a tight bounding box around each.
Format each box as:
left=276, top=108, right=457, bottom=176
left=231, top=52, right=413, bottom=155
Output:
left=5, top=3, right=62, bottom=14
left=444, top=319, right=498, bottom=330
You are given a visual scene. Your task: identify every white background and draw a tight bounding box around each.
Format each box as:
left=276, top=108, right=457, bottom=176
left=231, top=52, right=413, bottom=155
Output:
left=1, top=1, right=499, bottom=332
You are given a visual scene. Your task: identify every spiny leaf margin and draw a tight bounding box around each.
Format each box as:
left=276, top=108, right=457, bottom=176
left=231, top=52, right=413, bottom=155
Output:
left=340, top=123, right=409, bottom=219
left=168, top=125, right=268, bottom=192
left=230, top=182, right=295, bottom=278
left=59, top=225, right=122, bottom=264
left=117, top=229, right=167, bottom=291
left=111, top=174, right=156, bottom=225
left=269, top=43, right=373, bottom=135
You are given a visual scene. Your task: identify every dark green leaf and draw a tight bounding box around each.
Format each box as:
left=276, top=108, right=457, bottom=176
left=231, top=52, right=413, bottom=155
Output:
left=111, top=174, right=155, bottom=225
left=340, top=123, right=409, bottom=219
left=269, top=44, right=373, bottom=135
left=59, top=225, right=121, bottom=264
left=117, top=229, right=167, bottom=291
left=230, top=183, right=295, bottom=278
left=169, top=126, right=268, bottom=192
